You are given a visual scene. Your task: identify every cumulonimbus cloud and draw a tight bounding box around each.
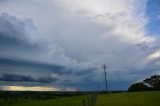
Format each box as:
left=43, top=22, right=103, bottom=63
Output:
left=0, top=0, right=160, bottom=90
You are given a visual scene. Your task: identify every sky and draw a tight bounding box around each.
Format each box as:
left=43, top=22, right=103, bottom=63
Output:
left=0, top=0, right=160, bottom=91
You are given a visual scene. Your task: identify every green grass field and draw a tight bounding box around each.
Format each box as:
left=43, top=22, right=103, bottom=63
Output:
left=10, top=95, right=89, bottom=106
left=96, top=91, right=160, bottom=106
left=1, top=91, right=160, bottom=106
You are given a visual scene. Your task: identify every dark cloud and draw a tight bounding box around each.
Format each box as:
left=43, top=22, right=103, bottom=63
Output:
left=0, top=13, right=35, bottom=45
left=0, top=56, right=98, bottom=91
left=0, top=57, right=68, bottom=80
left=0, top=57, right=94, bottom=76
left=0, top=57, right=65, bottom=72
left=0, top=73, right=58, bottom=83
left=0, top=57, right=95, bottom=85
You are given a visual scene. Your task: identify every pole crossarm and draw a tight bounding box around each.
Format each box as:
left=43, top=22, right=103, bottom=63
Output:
left=102, top=65, right=108, bottom=70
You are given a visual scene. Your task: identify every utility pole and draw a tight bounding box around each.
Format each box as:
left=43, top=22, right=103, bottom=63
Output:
left=102, top=65, right=108, bottom=93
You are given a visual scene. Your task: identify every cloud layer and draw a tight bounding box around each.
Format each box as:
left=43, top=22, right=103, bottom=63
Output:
left=0, top=0, right=160, bottom=91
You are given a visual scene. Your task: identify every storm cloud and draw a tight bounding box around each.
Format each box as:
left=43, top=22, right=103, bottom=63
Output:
left=0, top=73, right=55, bottom=83
left=0, top=0, right=160, bottom=91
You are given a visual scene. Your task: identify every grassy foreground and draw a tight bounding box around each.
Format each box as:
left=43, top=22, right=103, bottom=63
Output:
left=1, top=91, right=160, bottom=106
left=10, top=95, right=89, bottom=106
left=96, top=91, right=160, bottom=106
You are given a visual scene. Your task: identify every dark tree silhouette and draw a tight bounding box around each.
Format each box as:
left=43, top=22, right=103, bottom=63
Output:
left=128, top=75, right=160, bottom=92
left=143, top=75, right=160, bottom=90
left=128, top=82, right=149, bottom=92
